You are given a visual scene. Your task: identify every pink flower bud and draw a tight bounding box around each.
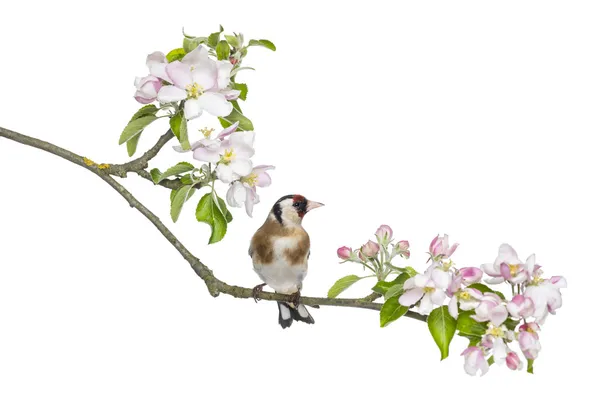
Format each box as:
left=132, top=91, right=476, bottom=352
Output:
left=134, top=75, right=162, bottom=104
left=337, top=246, right=352, bottom=260
left=458, top=267, right=483, bottom=285
left=375, top=225, right=393, bottom=244
left=392, top=240, right=410, bottom=259
left=429, top=234, right=458, bottom=260
left=506, top=351, right=522, bottom=371
left=361, top=240, right=380, bottom=258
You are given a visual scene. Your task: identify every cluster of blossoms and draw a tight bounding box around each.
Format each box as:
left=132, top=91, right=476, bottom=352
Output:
left=334, top=228, right=567, bottom=376
left=124, top=29, right=276, bottom=233
left=337, top=225, right=411, bottom=281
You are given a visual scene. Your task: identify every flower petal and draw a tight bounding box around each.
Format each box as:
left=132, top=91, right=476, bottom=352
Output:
left=399, top=288, right=424, bottom=306
left=216, top=122, right=239, bottom=140
left=216, top=163, right=236, bottom=183
left=193, top=146, right=220, bottom=163
left=184, top=99, right=203, bottom=120
left=157, top=85, right=187, bottom=103
left=216, top=60, right=234, bottom=90
left=182, top=45, right=209, bottom=65
left=192, top=59, right=218, bottom=91
left=231, top=158, right=253, bottom=177
left=166, top=61, right=193, bottom=88
left=196, top=92, right=233, bottom=117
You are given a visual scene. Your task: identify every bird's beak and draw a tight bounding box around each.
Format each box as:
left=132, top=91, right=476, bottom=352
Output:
left=306, top=200, right=324, bottom=212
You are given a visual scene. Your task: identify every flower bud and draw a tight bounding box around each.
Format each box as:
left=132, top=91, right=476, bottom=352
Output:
left=361, top=240, right=380, bottom=258
left=337, top=246, right=352, bottom=260
left=134, top=75, right=162, bottom=104
left=506, top=351, right=522, bottom=371
left=375, top=225, right=393, bottom=245
left=458, top=267, right=483, bottom=285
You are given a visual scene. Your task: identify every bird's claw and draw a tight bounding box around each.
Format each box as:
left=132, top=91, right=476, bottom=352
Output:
left=289, top=291, right=301, bottom=308
left=252, top=283, right=266, bottom=303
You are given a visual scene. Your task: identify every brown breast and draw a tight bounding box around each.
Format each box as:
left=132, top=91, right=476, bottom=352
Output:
left=250, top=220, right=310, bottom=266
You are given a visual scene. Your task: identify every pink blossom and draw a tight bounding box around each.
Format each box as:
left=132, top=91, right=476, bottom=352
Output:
left=518, top=322, right=542, bottom=359
left=392, top=240, right=410, bottom=259
left=448, top=287, right=483, bottom=319
left=507, top=294, right=535, bottom=319
left=473, top=292, right=508, bottom=326
left=399, top=272, right=446, bottom=314
left=337, top=246, right=352, bottom=260
left=226, top=165, right=275, bottom=217
left=458, top=267, right=483, bottom=285
left=482, top=243, right=522, bottom=284
left=360, top=240, right=380, bottom=258
left=524, top=275, right=567, bottom=324
left=461, top=346, right=489, bottom=376
left=429, top=234, right=459, bottom=261
left=506, top=351, right=522, bottom=370
left=375, top=225, right=393, bottom=245
left=134, top=75, right=163, bottom=104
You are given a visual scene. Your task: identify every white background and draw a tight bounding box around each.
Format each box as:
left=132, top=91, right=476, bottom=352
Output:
left=0, top=0, right=597, bottom=393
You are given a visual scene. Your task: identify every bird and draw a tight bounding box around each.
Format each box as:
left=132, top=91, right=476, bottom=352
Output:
left=249, top=194, right=324, bottom=328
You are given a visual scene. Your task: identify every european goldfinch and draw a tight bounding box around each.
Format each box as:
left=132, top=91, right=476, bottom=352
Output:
left=249, top=194, right=324, bottom=328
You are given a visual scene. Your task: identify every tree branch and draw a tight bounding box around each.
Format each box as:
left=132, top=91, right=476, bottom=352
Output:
left=0, top=125, right=427, bottom=323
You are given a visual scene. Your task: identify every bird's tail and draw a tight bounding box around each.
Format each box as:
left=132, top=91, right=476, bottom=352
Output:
left=277, top=302, right=315, bottom=329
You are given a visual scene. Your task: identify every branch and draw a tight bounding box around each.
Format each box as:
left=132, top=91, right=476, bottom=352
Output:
left=0, top=125, right=427, bottom=323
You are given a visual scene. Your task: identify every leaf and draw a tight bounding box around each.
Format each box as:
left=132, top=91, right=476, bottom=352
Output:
left=216, top=196, right=233, bottom=223
left=216, top=40, right=230, bottom=60
left=196, top=193, right=228, bottom=244
left=487, top=356, right=494, bottom=366
left=457, top=333, right=482, bottom=347
left=427, top=306, right=457, bottom=360
left=119, top=115, right=157, bottom=145
left=225, top=34, right=240, bottom=48
left=126, top=132, right=142, bottom=157
left=180, top=174, right=193, bottom=185
left=166, top=48, right=186, bottom=62
left=504, top=318, right=520, bottom=331
left=183, top=36, right=206, bottom=53
left=379, top=297, right=409, bottom=327
left=232, top=82, right=248, bottom=101
left=327, top=275, right=363, bottom=298
left=218, top=100, right=254, bottom=131
left=384, top=284, right=405, bottom=300
left=456, top=311, right=487, bottom=337
left=153, top=162, right=195, bottom=184
left=169, top=113, right=190, bottom=150
left=527, top=359, right=534, bottom=374
left=248, top=39, right=276, bottom=51
left=150, top=168, right=162, bottom=184
left=207, top=31, right=221, bottom=48
left=467, top=283, right=506, bottom=300
left=170, top=185, right=196, bottom=223
left=372, top=273, right=409, bottom=295
left=129, top=104, right=159, bottom=120
left=169, top=189, right=177, bottom=203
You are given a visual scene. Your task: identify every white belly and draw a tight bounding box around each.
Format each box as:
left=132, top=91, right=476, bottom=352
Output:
left=253, top=237, right=308, bottom=294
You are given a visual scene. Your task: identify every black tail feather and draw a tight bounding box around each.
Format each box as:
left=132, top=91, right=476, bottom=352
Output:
left=277, top=302, right=315, bottom=329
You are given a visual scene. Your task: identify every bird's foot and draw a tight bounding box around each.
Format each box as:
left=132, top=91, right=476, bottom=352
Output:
left=289, top=291, right=301, bottom=308
left=252, top=283, right=267, bottom=303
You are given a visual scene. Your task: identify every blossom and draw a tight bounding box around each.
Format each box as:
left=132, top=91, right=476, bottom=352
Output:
left=518, top=322, right=542, bottom=359
left=507, top=294, right=535, bottom=319
left=473, top=292, right=508, bottom=326
left=524, top=274, right=567, bottom=324
left=157, top=46, right=234, bottom=120
left=337, top=247, right=353, bottom=260
left=146, top=51, right=169, bottom=81
left=375, top=225, right=393, bottom=245
left=506, top=351, right=522, bottom=371
left=391, top=240, right=410, bottom=259
left=212, top=132, right=255, bottom=183
left=448, top=287, right=483, bottom=319
left=429, top=234, right=458, bottom=261
left=133, top=75, right=162, bottom=104
left=360, top=240, right=380, bottom=258
left=399, top=272, right=446, bottom=314
left=461, top=346, right=489, bottom=376
left=482, top=243, right=528, bottom=284
left=458, top=267, right=483, bottom=285
left=174, top=122, right=239, bottom=153
left=226, top=165, right=274, bottom=217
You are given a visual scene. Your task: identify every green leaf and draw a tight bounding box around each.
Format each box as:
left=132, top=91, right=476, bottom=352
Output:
left=196, top=193, right=228, bottom=244
left=248, top=39, right=276, bottom=51
left=232, top=82, right=248, bottom=101
left=487, top=356, right=494, bottom=366
left=327, top=275, right=363, bottom=298
left=169, top=189, right=177, bottom=203
left=372, top=273, right=409, bottom=295
left=153, top=162, right=195, bottom=184
left=150, top=168, right=162, bottom=184
left=218, top=101, right=254, bottom=131
left=527, top=359, right=534, bottom=374
left=166, top=48, right=186, bottom=62
left=180, top=174, right=194, bottom=185
left=169, top=113, right=190, bottom=150
left=119, top=115, right=157, bottom=145
left=427, top=306, right=457, bottom=360
left=216, top=40, right=230, bottom=60
left=504, top=318, right=520, bottom=331
left=170, top=185, right=196, bottom=223
left=207, top=31, right=221, bottom=48
left=467, top=283, right=506, bottom=300
left=456, top=311, right=487, bottom=336
left=183, top=36, right=206, bottom=53
left=457, top=333, right=482, bottom=346
left=384, top=284, right=405, bottom=300
left=216, top=196, right=233, bottom=223
left=379, top=297, right=409, bottom=327
left=225, top=34, right=240, bottom=48
left=126, top=132, right=142, bottom=157
left=129, top=104, right=159, bottom=120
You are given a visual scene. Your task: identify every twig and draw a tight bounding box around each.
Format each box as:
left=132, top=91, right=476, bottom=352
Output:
left=0, top=125, right=427, bottom=323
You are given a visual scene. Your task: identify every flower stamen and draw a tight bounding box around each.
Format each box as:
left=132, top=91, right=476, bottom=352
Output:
left=186, top=82, right=204, bottom=99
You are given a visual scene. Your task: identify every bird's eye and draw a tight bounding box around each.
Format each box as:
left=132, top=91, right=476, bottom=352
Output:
left=293, top=202, right=300, bottom=208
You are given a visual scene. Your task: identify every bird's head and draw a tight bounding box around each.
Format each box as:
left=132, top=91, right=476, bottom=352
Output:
left=271, top=194, right=324, bottom=226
